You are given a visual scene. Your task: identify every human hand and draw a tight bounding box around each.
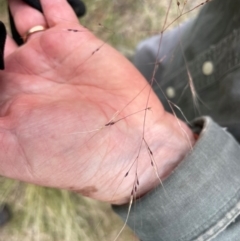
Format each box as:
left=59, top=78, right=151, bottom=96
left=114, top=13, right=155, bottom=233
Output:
left=9, top=0, right=86, bottom=45
left=0, top=0, right=194, bottom=204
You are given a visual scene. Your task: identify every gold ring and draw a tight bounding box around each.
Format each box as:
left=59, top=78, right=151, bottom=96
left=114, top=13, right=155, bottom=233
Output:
left=23, top=25, right=47, bottom=43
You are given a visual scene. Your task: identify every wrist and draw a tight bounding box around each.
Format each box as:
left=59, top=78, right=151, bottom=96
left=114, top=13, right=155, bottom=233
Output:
left=138, top=112, right=196, bottom=199
left=115, top=112, right=196, bottom=204
left=80, top=107, right=195, bottom=205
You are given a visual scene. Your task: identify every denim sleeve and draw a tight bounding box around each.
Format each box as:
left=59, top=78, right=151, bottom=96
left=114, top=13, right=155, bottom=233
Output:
left=113, top=117, right=240, bottom=241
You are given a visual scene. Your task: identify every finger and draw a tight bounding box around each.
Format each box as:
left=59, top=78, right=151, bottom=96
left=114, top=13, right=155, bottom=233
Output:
left=5, top=36, right=18, bottom=58
left=23, top=0, right=86, bottom=18
left=40, top=0, right=79, bottom=27
left=8, top=0, right=47, bottom=41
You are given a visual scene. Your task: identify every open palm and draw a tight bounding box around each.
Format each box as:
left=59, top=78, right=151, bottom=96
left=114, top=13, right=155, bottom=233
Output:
left=0, top=0, right=193, bottom=204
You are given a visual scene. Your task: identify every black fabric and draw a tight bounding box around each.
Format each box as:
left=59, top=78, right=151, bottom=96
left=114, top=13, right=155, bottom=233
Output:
left=0, top=204, right=11, bottom=227
left=9, top=0, right=86, bottom=46
left=0, top=21, right=6, bottom=70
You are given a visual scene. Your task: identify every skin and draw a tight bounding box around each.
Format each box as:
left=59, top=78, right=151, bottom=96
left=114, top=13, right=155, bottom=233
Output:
left=0, top=0, right=195, bottom=204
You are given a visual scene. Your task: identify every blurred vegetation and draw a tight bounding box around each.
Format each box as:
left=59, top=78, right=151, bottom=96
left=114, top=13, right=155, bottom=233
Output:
left=81, top=0, right=166, bottom=57
left=0, top=0, right=203, bottom=240
left=81, top=0, right=202, bottom=57
left=0, top=178, right=137, bottom=241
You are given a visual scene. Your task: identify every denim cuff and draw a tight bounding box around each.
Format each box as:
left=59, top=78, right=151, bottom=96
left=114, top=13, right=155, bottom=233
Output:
left=113, top=117, right=240, bottom=241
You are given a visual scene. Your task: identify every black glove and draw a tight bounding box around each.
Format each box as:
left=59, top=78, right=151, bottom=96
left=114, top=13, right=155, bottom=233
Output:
left=0, top=21, right=7, bottom=70
left=9, top=0, right=86, bottom=46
